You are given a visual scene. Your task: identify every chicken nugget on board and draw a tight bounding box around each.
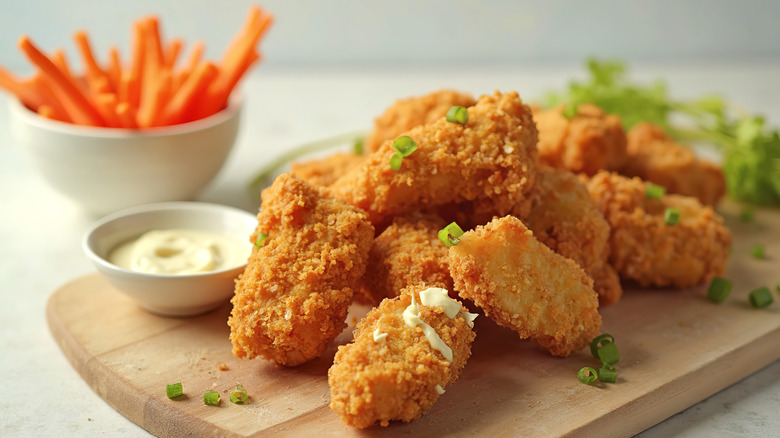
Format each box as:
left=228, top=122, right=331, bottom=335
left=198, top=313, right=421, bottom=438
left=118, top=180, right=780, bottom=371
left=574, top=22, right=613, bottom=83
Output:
left=229, top=174, right=374, bottom=366
left=448, top=215, right=601, bottom=357
left=585, top=171, right=731, bottom=288
left=329, top=285, right=477, bottom=428
left=365, top=89, right=476, bottom=154
left=290, top=152, right=366, bottom=188
left=330, top=91, right=538, bottom=225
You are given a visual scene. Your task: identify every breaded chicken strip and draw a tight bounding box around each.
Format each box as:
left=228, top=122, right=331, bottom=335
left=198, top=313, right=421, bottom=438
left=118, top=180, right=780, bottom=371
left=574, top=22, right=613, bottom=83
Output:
left=229, top=174, right=374, bottom=366
left=622, top=122, right=726, bottom=205
left=448, top=216, right=601, bottom=357
left=290, top=152, right=366, bottom=188
left=533, top=103, right=628, bottom=176
left=329, top=285, right=477, bottom=428
left=330, top=91, right=538, bottom=225
left=585, top=171, right=731, bottom=288
left=522, top=167, right=622, bottom=306
left=365, top=89, right=476, bottom=154
left=358, top=214, right=452, bottom=306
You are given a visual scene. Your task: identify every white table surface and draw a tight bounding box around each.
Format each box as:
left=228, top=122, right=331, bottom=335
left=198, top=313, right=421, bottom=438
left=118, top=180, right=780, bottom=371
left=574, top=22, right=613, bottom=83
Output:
left=1, top=62, right=779, bottom=437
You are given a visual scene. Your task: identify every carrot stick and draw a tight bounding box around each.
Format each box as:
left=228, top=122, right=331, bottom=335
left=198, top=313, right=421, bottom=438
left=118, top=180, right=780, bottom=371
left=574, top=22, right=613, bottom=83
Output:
left=137, top=17, right=164, bottom=124
left=173, top=41, right=204, bottom=93
left=0, top=66, right=35, bottom=104
left=118, top=71, right=131, bottom=104
left=88, top=75, right=112, bottom=97
left=137, top=68, right=171, bottom=128
left=31, top=75, right=71, bottom=122
left=37, top=105, right=56, bottom=119
left=18, top=36, right=105, bottom=126
left=128, top=21, right=146, bottom=109
left=95, top=93, right=121, bottom=127
left=115, top=102, right=139, bottom=129
left=107, top=46, right=122, bottom=92
left=144, top=16, right=165, bottom=69
left=160, top=61, right=218, bottom=125
left=73, top=31, right=113, bottom=94
left=164, top=38, right=183, bottom=70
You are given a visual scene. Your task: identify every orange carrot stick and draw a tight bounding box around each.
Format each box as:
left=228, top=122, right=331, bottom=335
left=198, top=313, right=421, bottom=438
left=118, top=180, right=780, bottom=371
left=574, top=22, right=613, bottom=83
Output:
left=31, top=75, right=71, bottom=122
left=164, top=38, right=183, bottom=70
left=73, top=31, right=113, bottom=94
left=107, top=46, right=122, bottom=92
left=128, top=21, right=146, bottom=109
left=144, top=16, right=164, bottom=68
left=18, top=36, right=105, bottom=126
left=115, top=102, right=139, bottom=129
left=37, top=105, right=56, bottom=119
left=137, top=68, right=171, bottom=128
left=0, top=67, right=36, bottom=105
left=118, top=71, right=131, bottom=104
left=95, top=93, right=121, bottom=128
left=160, top=61, right=218, bottom=125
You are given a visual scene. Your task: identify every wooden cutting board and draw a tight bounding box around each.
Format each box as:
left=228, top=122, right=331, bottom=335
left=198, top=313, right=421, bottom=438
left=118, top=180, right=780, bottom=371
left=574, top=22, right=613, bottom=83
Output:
left=47, top=200, right=780, bottom=438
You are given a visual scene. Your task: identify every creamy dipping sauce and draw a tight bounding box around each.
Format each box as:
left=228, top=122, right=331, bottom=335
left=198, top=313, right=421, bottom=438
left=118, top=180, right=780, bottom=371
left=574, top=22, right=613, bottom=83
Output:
left=108, top=229, right=249, bottom=275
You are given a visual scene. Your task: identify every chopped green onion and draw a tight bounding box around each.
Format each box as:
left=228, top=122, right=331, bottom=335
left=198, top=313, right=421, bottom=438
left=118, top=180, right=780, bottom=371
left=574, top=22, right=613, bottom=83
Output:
left=438, top=222, right=465, bottom=247
left=749, top=287, right=773, bottom=309
left=751, top=245, right=765, bottom=259
left=562, top=104, right=577, bottom=119
left=645, top=184, right=666, bottom=200
left=389, top=153, right=403, bottom=171
left=664, top=208, right=681, bottom=226
left=446, top=106, right=469, bottom=124
left=589, top=334, right=615, bottom=358
left=577, top=367, right=598, bottom=385
left=166, top=382, right=183, bottom=399
left=776, top=284, right=780, bottom=294
left=707, top=277, right=732, bottom=303
left=255, top=232, right=269, bottom=248
left=597, top=342, right=620, bottom=366
left=203, top=391, right=220, bottom=406
left=392, top=136, right=418, bottom=157
left=740, top=208, right=754, bottom=222
left=230, top=384, right=248, bottom=404
left=598, top=365, right=618, bottom=383
left=353, top=139, right=364, bottom=155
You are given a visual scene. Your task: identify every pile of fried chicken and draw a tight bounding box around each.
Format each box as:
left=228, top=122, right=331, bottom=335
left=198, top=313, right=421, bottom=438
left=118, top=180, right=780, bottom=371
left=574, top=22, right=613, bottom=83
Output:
left=227, top=90, right=732, bottom=428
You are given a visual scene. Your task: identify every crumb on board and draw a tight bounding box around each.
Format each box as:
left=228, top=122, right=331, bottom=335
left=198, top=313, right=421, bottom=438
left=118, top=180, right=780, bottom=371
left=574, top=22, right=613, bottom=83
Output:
left=218, top=362, right=229, bottom=371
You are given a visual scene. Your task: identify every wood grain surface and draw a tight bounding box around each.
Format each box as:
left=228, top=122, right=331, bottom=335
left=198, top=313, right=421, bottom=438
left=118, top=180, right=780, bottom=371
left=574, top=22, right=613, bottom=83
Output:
left=46, top=200, right=780, bottom=437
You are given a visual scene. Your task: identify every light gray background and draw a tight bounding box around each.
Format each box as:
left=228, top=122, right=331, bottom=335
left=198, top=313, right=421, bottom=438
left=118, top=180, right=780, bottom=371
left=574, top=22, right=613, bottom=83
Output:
left=2, top=0, right=779, bottom=74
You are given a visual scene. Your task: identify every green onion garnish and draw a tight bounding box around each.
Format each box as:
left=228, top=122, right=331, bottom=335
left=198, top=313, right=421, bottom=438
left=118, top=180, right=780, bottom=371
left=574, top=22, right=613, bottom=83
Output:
left=255, top=232, right=269, bottom=248
left=446, top=106, right=469, bottom=125
left=645, top=184, right=666, bottom=200
left=353, top=139, right=364, bottom=155
left=664, top=208, right=681, bottom=226
left=751, top=245, right=765, bottom=259
left=597, top=342, right=620, bottom=366
left=389, top=153, right=403, bottom=171
left=562, top=104, right=577, bottom=120
left=589, top=334, right=615, bottom=358
left=740, top=208, right=754, bottom=222
left=577, top=367, right=598, bottom=385
left=230, top=384, right=248, bottom=404
left=203, top=390, right=220, bottom=406
left=438, top=222, right=465, bottom=247
left=166, top=382, right=183, bottom=399
left=707, top=277, right=732, bottom=303
left=598, top=365, right=618, bottom=383
left=392, top=136, right=418, bottom=157
left=749, top=286, right=773, bottom=309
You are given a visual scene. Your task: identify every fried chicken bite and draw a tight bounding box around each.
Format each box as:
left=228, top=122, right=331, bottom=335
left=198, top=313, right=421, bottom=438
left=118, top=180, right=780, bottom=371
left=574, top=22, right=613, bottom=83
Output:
left=533, top=103, right=628, bottom=176
left=357, top=214, right=452, bottom=306
left=290, top=152, right=366, bottom=188
left=448, top=215, right=601, bottom=357
left=585, top=171, right=731, bottom=288
left=330, top=91, right=538, bottom=225
left=522, top=167, right=622, bottom=306
left=229, top=174, right=374, bottom=366
left=622, top=122, right=726, bottom=205
left=365, top=89, right=476, bottom=154
left=329, top=285, right=477, bottom=428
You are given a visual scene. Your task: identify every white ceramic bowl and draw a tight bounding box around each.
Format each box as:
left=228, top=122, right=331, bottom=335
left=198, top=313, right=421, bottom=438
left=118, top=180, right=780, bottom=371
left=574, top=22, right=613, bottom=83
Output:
left=83, top=202, right=256, bottom=317
left=9, top=97, right=242, bottom=216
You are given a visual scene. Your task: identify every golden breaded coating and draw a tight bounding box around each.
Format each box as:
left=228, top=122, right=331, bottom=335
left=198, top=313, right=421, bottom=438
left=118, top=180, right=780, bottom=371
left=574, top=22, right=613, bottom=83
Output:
left=522, top=167, right=622, bottom=306
left=448, top=216, right=601, bottom=357
left=533, top=103, right=628, bottom=176
left=329, top=285, right=477, bottom=428
left=290, top=152, right=366, bottom=188
left=330, top=91, right=538, bottom=225
left=585, top=171, right=731, bottom=288
left=365, top=89, right=476, bottom=154
left=622, top=122, right=726, bottom=205
left=358, top=214, right=452, bottom=306
left=229, top=174, right=374, bottom=366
